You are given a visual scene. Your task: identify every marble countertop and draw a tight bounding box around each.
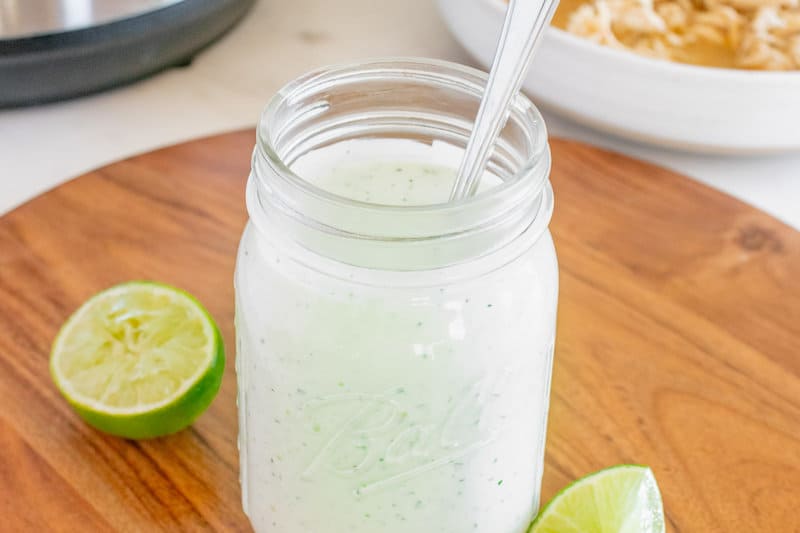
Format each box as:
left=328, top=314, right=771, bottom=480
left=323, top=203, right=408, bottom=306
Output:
left=1, top=0, right=798, bottom=228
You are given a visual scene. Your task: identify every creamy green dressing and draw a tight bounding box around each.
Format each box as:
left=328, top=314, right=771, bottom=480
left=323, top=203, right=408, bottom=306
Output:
left=311, top=161, right=493, bottom=206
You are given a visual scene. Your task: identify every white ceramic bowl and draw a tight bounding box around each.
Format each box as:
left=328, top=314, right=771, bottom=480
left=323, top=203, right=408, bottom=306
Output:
left=438, top=0, right=800, bottom=154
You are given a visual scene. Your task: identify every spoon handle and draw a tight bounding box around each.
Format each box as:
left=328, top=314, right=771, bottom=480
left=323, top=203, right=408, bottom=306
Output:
left=450, top=0, right=559, bottom=200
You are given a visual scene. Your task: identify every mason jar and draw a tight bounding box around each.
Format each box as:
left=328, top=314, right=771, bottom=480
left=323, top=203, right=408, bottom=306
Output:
left=235, top=58, right=558, bottom=533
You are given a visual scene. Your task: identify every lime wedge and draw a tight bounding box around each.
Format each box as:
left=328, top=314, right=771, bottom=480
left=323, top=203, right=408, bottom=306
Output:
left=50, top=281, right=224, bottom=439
left=530, top=465, right=665, bottom=533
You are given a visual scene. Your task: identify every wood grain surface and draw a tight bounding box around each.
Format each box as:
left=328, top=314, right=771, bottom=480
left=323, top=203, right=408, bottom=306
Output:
left=1, top=131, right=798, bottom=532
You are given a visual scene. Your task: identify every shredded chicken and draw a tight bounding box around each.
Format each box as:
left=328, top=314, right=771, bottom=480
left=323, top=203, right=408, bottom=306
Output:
left=562, top=0, right=800, bottom=69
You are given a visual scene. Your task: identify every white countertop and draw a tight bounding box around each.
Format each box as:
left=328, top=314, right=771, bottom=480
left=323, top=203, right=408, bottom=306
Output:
left=1, top=0, right=798, bottom=228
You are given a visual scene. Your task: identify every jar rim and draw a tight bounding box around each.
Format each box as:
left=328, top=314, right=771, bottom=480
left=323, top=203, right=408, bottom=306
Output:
left=256, top=57, right=549, bottom=217
left=249, top=57, right=552, bottom=272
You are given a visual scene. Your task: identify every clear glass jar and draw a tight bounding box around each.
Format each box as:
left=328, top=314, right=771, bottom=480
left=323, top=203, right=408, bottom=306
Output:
left=235, top=59, right=558, bottom=533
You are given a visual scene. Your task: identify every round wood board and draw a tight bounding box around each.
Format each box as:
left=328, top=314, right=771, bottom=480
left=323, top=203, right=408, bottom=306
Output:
left=1, top=131, right=798, bottom=532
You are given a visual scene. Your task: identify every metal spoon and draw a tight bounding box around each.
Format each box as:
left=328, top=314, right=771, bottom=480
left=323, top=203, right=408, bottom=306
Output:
left=450, top=0, right=559, bottom=200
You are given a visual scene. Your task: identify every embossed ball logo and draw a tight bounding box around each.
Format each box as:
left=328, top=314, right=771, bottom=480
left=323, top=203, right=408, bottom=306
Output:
left=301, top=369, right=521, bottom=496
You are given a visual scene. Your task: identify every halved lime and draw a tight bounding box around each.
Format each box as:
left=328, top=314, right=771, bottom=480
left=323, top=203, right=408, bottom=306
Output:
left=50, top=281, right=224, bottom=439
left=530, top=465, right=665, bottom=533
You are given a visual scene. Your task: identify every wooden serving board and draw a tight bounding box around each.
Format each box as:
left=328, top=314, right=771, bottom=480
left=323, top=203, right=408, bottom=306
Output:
left=1, top=131, right=799, bottom=532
